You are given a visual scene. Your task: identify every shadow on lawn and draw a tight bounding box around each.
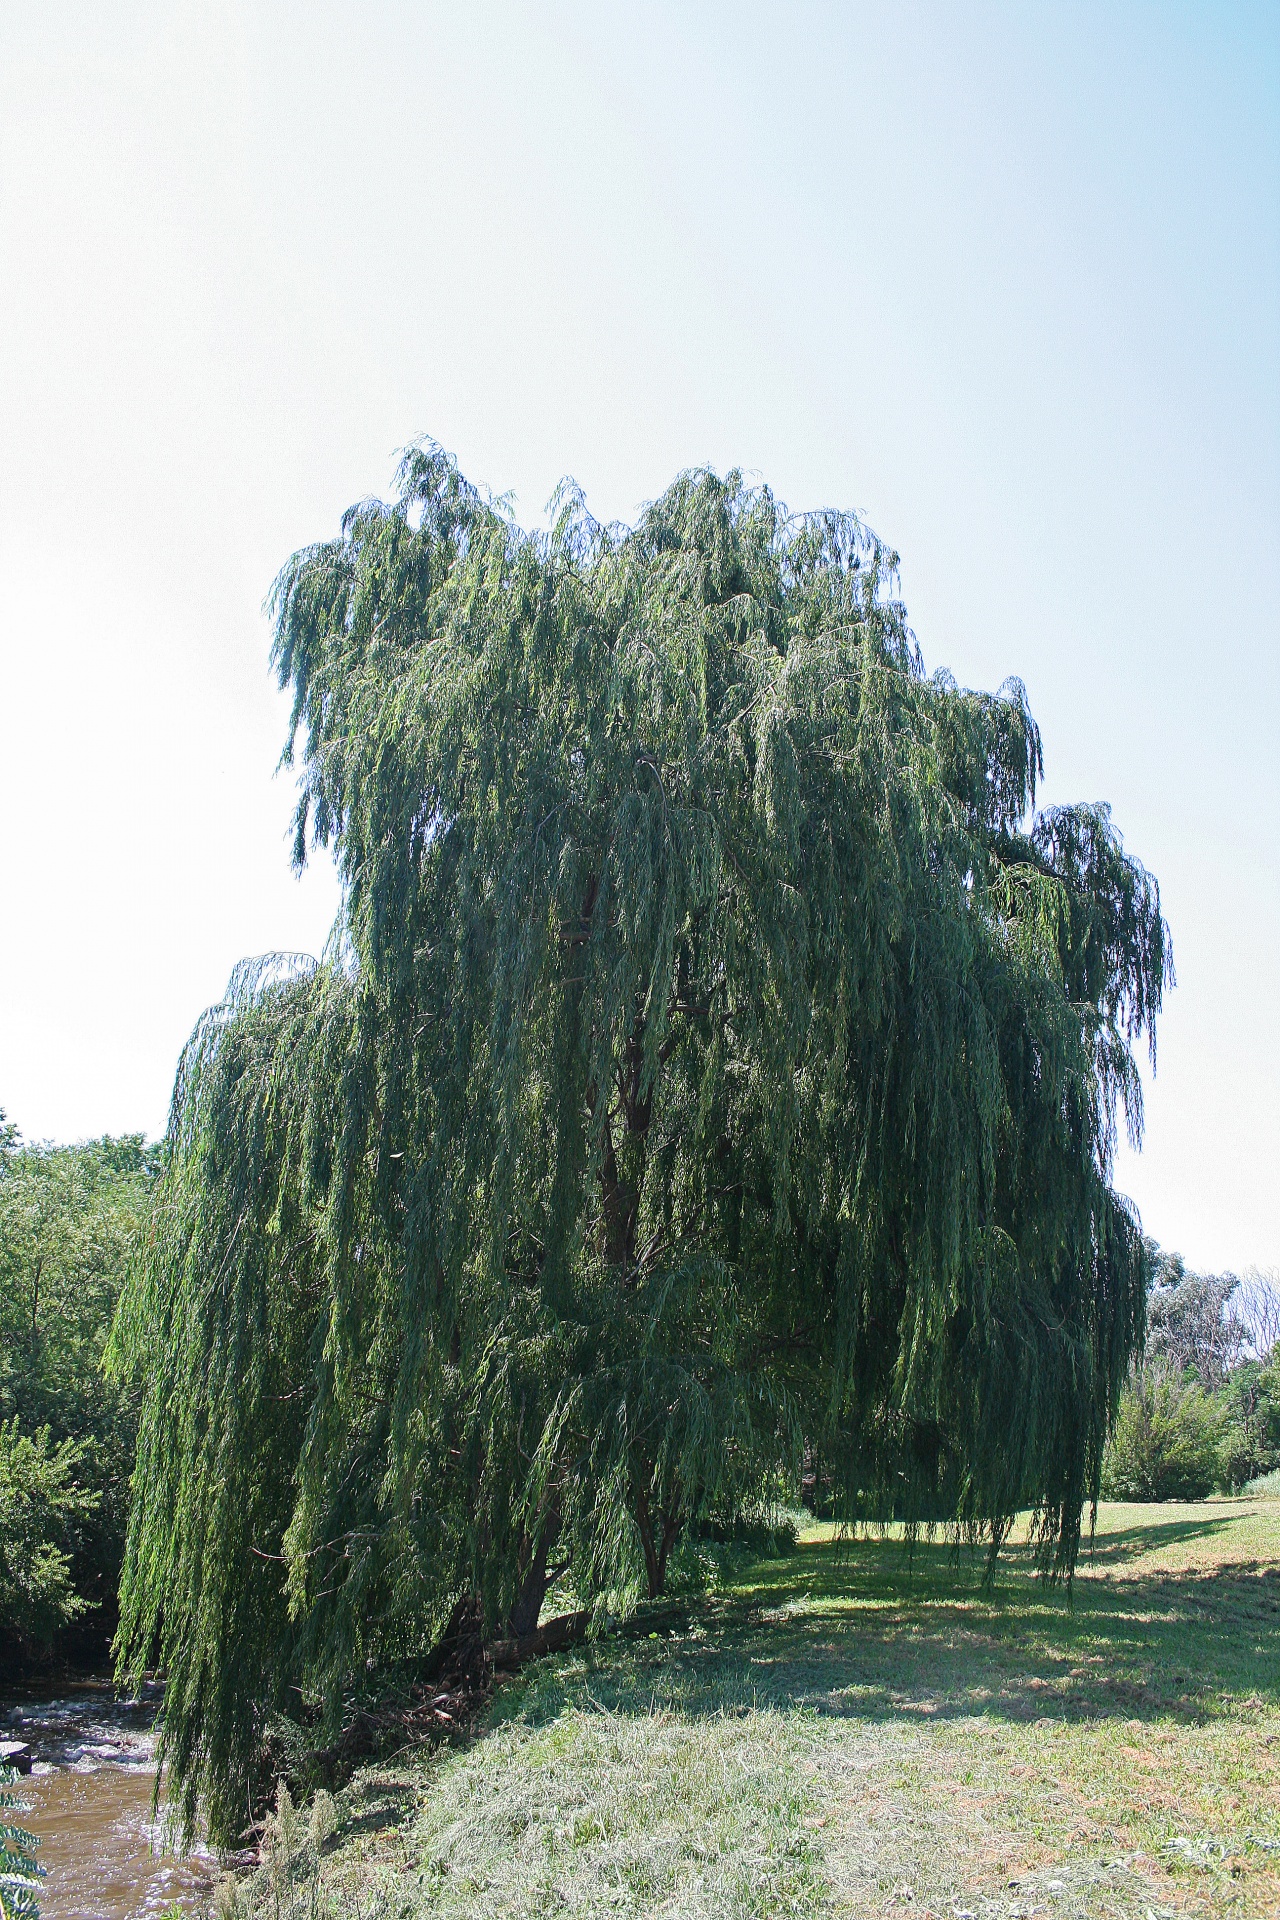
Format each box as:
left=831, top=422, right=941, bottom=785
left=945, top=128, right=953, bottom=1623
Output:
left=508, top=1534, right=1280, bottom=1736
left=1076, top=1512, right=1244, bottom=1565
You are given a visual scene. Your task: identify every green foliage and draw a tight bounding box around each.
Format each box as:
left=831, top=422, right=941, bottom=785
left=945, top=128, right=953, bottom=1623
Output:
left=114, top=449, right=1169, bottom=1843
left=1112, top=1249, right=1280, bottom=1497
left=0, top=1417, right=99, bottom=1649
left=0, top=1766, right=43, bottom=1920
left=1100, top=1364, right=1221, bottom=1501
left=0, top=1118, right=154, bottom=1650
left=1215, top=1357, right=1280, bottom=1492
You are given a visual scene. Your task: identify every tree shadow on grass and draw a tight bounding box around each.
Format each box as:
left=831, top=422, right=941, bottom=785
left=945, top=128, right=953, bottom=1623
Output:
left=503, top=1535, right=1280, bottom=1737
left=1076, top=1512, right=1244, bottom=1565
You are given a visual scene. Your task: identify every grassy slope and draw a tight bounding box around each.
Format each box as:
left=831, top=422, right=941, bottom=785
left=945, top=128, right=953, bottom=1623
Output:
left=238, top=1499, right=1280, bottom=1920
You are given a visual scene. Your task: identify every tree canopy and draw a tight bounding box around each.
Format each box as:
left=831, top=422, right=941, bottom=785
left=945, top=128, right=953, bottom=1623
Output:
left=113, top=448, right=1171, bottom=1842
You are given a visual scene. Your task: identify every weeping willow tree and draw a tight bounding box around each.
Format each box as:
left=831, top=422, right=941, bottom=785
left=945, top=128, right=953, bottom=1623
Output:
left=113, top=446, right=1170, bottom=1841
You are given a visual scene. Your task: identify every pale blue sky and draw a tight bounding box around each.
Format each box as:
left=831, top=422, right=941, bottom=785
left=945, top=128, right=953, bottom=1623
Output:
left=1, top=2, right=1276, bottom=1273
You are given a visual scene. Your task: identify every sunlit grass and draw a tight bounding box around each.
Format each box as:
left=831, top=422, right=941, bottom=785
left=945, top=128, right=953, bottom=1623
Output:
left=227, top=1497, right=1280, bottom=1919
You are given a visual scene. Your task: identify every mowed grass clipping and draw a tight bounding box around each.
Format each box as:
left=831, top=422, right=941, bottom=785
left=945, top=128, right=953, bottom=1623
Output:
left=237, top=1498, right=1280, bottom=1920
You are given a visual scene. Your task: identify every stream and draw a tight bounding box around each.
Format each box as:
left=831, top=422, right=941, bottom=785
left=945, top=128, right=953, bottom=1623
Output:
left=2, top=1682, right=215, bottom=1918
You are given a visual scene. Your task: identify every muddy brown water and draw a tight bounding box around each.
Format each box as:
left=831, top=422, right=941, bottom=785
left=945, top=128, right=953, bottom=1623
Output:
left=2, top=1682, right=215, bottom=1918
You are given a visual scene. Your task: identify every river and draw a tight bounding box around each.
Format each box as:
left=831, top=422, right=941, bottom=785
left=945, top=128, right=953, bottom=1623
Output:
left=2, top=1682, right=215, bottom=1918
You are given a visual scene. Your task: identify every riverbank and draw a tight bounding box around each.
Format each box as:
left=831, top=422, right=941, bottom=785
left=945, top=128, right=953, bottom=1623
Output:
left=215, top=1497, right=1280, bottom=1920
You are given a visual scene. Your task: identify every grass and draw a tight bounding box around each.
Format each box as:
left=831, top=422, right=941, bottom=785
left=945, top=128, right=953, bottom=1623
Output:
left=222, top=1496, right=1280, bottom=1920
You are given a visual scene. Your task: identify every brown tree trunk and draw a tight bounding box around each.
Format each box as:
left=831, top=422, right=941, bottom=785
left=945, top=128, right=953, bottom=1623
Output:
left=490, top=1609, right=590, bottom=1669
left=599, top=1119, right=639, bottom=1270
left=655, top=1509, right=679, bottom=1595
left=505, top=1506, right=562, bottom=1638
left=634, top=1480, right=682, bottom=1599
left=588, top=1007, right=655, bottom=1276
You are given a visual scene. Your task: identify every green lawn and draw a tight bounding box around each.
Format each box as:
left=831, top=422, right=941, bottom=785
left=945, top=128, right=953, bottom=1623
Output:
left=227, top=1497, right=1280, bottom=1920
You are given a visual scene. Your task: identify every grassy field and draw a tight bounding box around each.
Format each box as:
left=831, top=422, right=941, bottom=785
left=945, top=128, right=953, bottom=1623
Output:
left=228, top=1497, right=1280, bottom=1920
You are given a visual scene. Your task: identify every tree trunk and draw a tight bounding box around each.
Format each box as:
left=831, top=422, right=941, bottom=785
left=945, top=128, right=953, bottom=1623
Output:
left=599, top=1120, right=639, bottom=1270
left=634, top=1481, right=682, bottom=1599
left=490, top=1609, right=589, bottom=1669
left=589, top=1010, right=654, bottom=1275
left=505, top=1506, right=562, bottom=1638
left=655, top=1509, right=679, bottom=1595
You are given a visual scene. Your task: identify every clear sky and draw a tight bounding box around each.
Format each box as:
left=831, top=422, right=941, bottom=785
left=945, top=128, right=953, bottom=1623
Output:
left=1, top=2, right=1276, bottom=1276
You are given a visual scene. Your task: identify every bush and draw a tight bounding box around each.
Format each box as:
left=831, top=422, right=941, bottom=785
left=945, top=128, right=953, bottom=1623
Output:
left=1101, top=1365, right=1221, bottom=1501
left=667, top=1511, right=800, bottom=1595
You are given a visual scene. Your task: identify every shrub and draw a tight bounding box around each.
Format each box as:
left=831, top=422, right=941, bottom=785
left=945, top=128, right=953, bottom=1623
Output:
left=1101, top=1365, right=1221, bottom=1501
left=667, top=1510, right=800, bottom=1595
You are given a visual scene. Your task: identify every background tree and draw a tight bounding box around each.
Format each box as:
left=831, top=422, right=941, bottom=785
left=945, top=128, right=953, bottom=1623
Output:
left=1102, top=1248, right=1280, bottom=1497
left=0, top=1115, right=155, bottom=1657
left=1215, top=1355, right=1280, bottom=1492
left=1100, top=1364, right=1221, bottom=1501
left=0, top=1418, right=98, bottom=1658
left=1143, top=1244, right=1246, bottom=1384
left=114, top=449, right=1170, bottom=1842
left=1236, top=1267, right=1280, bottom=1362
